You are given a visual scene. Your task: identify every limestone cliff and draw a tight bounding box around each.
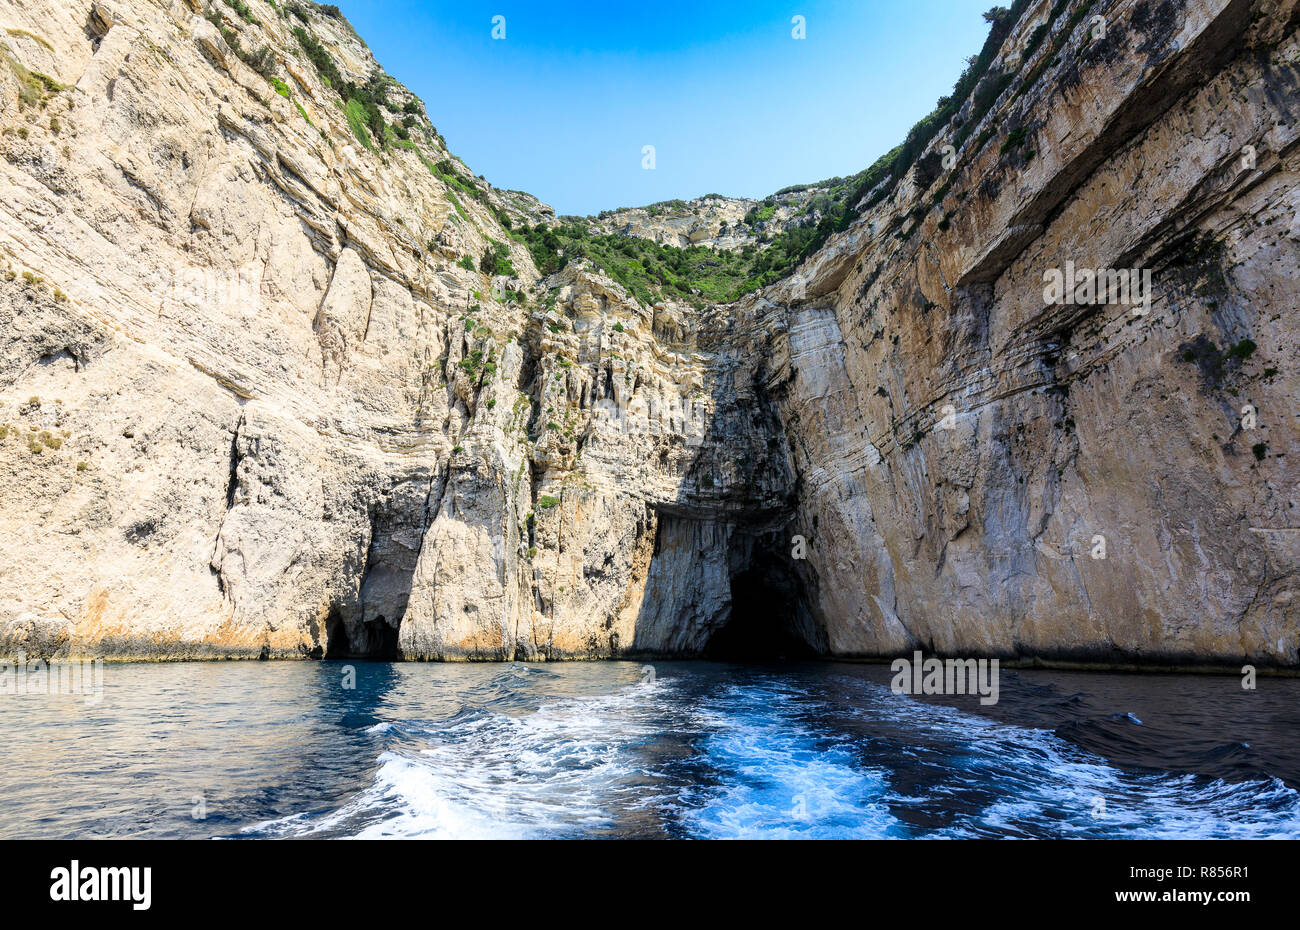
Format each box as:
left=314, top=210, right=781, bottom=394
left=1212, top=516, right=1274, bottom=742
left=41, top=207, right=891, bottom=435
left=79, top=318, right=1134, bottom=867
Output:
left=0, top=0, right=1297, bottom=667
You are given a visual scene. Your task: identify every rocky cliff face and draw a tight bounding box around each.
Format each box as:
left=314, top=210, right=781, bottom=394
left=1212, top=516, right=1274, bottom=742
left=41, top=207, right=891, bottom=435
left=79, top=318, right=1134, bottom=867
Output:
left=1, top=0, right=1297, bottom=667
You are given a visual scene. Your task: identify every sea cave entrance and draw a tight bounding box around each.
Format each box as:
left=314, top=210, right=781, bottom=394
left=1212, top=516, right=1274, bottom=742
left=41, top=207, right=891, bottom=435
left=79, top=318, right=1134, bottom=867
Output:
left=324, top=607, right=401, bottom=661
left=702, top=530, right=822, bottom=660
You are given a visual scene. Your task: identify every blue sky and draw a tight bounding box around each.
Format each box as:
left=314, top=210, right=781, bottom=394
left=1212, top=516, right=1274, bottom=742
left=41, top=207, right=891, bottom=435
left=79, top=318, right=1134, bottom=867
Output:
left=335, top=0, right=994, bottom=216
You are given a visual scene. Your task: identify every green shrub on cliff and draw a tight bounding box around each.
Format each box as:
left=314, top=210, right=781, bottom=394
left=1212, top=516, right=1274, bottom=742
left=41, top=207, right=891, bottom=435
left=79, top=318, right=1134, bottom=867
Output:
left=480, top=240, right=515, bottom=276
left=344, top=98, right=373, bottom=149
left=292, top=23, right=391, bottom=147
left=223, top=0, right=257, bottom=24
left=292, top=26, right=341, bottom=88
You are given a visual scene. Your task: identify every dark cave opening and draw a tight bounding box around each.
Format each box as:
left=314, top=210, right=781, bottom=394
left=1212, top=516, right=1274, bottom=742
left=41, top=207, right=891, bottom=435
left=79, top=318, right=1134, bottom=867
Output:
left=323, top=607, right=349, bottom=660
left=361, top=616, right=401, bottom=661
left=702, top=537, right=820, bottom=661
left=323, top=608, right=401, bottom=661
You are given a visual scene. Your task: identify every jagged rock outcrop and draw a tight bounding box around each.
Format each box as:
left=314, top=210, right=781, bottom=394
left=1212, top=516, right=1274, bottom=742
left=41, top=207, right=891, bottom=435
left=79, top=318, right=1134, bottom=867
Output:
left=1, top=0, right=1297, bottom=667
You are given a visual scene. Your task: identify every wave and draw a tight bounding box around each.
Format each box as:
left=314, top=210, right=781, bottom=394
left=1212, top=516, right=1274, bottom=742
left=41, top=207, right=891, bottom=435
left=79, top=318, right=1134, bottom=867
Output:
left=242, top=676, right=675, bottom=839
left=242, top=669, right=1300, bottom=839
left=681, top=683, right=902, bottom=839
left=834, top=677, right=1300, bottom=839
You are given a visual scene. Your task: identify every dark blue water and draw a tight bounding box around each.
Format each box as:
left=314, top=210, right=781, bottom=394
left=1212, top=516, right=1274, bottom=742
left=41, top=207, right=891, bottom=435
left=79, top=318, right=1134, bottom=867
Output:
left=1, top=661, right=1297, bottom=838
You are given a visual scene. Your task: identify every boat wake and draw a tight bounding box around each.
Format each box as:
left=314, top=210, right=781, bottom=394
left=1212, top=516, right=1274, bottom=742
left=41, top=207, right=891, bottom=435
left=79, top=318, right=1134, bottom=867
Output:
left=241, top=669, right=1300, bottom=839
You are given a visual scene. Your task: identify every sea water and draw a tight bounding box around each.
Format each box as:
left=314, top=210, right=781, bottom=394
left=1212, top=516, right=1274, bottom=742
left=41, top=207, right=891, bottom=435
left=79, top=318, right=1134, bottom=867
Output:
left=1, top=660, right=1297, bottom=839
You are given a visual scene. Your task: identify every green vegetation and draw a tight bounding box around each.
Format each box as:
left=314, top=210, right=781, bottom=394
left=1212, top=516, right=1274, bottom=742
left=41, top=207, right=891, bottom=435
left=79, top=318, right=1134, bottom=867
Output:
left=537, top=495, right=561, bottom=509
left=257, top=3, right=1061, bottom=314
left=459, top=348, right=496, bottom=378
left=344, top=97, right=374, bottom=150
left=292, top=25, right=342, bottom=88
left=421, top=158, right=522, bottom=230
left=1000, top=126, right=1028, bottom=154
left=344, top=78, right=388, bottom=146
left=646, top=199, right=688, bottom=217
left=1226, top=338, right=1257, bottom=362
left=269, top=77, right=291, bottom=98
left=5, top=28, right=54, bottom=52
left=294, top=100, right=314, bottom=126
left=205, top=7, right=278, bottom=80
left=445, top=191, right=469, bottom=221
left=480, top=239, right=516, bottom=276
left=1179, top=333, right=1258, bottom=389
left=515, top=214, right=865, bottom=306
left=428, top=158, right=484, bottom=201
left=2, top=42, right=66, bottom=109
left=223, top=0, right=258, bottom=24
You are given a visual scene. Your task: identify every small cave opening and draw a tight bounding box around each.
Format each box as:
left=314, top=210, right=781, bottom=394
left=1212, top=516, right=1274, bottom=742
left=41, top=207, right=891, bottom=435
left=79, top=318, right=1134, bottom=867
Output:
left=323, top=607, right=401, bottom=661
left=323, top=606, right=349, bottom=660
left=702, top=532, right=821, bottom=661
left=360, top=616, right=401, bottom=661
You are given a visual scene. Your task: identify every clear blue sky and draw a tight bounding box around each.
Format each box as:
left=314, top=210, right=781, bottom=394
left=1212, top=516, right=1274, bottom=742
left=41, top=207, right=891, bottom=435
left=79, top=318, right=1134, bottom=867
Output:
left=335, top=0, right=994, bottom=216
